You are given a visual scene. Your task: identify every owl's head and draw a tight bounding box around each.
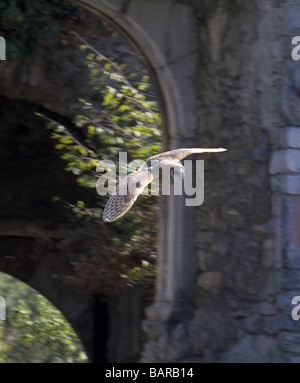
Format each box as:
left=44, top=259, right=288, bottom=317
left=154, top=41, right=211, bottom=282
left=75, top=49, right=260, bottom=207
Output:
left=170, top=164, right=184, bottom=183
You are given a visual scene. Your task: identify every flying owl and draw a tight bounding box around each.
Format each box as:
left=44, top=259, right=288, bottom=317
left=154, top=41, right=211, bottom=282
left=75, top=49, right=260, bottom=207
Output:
left=103, top=147, right=227, bottom=223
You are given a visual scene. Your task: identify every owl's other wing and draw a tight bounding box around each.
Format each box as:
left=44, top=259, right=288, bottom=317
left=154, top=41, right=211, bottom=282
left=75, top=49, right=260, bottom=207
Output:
left=103, top=169, right=153, bottom=223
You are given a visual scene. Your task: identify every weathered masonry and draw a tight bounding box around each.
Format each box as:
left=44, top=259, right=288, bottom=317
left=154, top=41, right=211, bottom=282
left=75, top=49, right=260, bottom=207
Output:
left=77, top=0, right=300, bottom=362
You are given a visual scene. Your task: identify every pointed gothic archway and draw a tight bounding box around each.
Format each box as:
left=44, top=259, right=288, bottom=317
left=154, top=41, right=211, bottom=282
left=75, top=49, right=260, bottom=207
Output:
left=75, top=0, right=200, bottom=309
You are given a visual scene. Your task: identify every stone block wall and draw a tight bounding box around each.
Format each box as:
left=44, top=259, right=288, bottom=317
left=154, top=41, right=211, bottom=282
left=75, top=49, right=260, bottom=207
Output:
left=142, top=0, right=300, bottom=362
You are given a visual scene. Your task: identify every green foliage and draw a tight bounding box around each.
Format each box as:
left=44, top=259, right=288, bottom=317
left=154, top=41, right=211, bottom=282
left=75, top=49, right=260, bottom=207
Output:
left=0, top=273, right=87, bottom=363
left=126, top=261, right=157, bottom=285
left=0, top=0, right=78, bottom=58
left=44, top=39, right=162, bottom=297
left=47, top=42, right=161, bottom=192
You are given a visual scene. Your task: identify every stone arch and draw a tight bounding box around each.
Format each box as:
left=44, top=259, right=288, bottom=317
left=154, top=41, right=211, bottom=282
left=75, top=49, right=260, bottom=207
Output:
left=75, top=0, right=200, bottom=305
left=0, top=230, right=141, bottom=363
left=0, top=3, right=167, bottom=361
left=0, top=237, right=95, bottom=360
left=0, top=270, right=88, bottom=361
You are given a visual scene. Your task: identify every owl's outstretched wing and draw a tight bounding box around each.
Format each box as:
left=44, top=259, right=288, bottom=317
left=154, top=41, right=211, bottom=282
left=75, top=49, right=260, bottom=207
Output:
left=103, top=169, right=153, bottom=223
left=147, top=147, right=227, bottom=163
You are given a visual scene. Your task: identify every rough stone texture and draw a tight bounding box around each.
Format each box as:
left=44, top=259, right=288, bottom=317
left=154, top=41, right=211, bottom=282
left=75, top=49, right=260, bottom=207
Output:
left=271, top=175, right=300, bottom=195
left=197, top=271, right=222, bottom=293
left=279, top=331, right=300, bottom=354
left=270, top=150, right=300, bottom=174
left=220, top=334, right=281, bottom=363
left=281, top=127, right=300, bottom=148
left=108, top=285, right=143, bottom=362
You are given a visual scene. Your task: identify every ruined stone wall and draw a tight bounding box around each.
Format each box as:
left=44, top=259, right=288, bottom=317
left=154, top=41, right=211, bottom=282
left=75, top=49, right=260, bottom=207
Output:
left=191, top=0, right=283, bottom=362
left=270, top=0, right=300, bottom=362
left=142, top=0, right=300, bottom=362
